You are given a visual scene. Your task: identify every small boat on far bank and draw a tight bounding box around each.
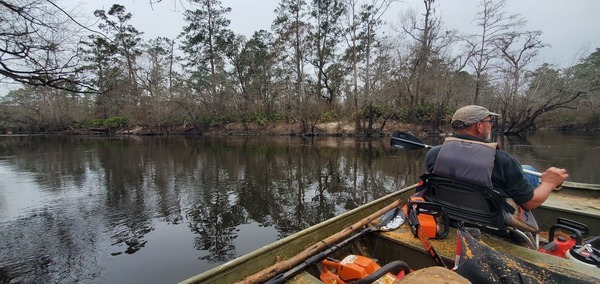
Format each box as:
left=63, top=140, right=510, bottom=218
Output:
left=180, top=180, right=600, bottom=284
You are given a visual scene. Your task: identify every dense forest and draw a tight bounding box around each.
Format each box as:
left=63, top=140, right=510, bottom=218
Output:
left=0, top=0, right=598, bottom=136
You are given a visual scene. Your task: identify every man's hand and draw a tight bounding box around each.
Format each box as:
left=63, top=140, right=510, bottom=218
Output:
left=521, top=167, right=568, bottom=210
left=541, top=167, right=568, bottom=190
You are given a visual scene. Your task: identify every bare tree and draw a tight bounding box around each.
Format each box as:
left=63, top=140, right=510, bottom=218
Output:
left=140, top=37, right=177, bottom=98
left=394, top=0, right=462, bottom=132
left=493, top=30, right=551, bottom=133
left=341, top=0, right=397, bottom=135
left=400, top=0, right=439, bottom=107
left=341, top=0, right=362, bottom=132
left=496, top=48, right=598, bottom=133
left=467, top=0, right=525, bottom=104
left=308, top=0, right=345, bottom=107
left=0, top=0, right=96, bottom=92
left=0, top=85, right=91, bottom=132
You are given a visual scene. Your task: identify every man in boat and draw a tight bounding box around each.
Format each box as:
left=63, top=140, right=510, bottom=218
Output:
left=423, top=105, right=568, bottom=233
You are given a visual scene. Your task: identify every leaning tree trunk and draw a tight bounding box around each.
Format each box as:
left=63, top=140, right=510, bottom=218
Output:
left=501, top=91, right=584, bottom=134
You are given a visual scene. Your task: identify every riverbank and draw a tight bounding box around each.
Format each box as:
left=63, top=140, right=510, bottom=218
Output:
left=6, top=119, right=596, bottom=136
left=116, top=121, right=599, bottom=136
left=203, top=121, right=425, bottom=136
left=45, top=121, right=426, bottom=137
left=107, top=121, right=440, bottom=137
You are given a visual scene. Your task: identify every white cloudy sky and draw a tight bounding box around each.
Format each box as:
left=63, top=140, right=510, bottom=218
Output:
left=1, top=0, right=594, bottom=96
left=68, top=0, right=600, bottom=66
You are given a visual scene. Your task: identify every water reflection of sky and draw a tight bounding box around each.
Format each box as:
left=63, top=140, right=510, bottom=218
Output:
left=234, top=223, right=278, bottom=255
left=0, top=161, right=46, bottom=221
left=0, top=160, right=105, bottom=222
left=103, top=222, right=197, bottom=283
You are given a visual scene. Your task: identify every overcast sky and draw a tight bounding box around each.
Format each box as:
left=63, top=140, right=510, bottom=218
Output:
left=71, top=0, right=599, bottom=67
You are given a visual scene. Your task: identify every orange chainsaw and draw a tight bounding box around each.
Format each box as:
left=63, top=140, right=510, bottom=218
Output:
left=406, top=196, right=449, bottom=267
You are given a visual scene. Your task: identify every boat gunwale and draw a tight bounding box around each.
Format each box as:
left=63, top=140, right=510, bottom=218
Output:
left=562, top=181, right=600, bottom=191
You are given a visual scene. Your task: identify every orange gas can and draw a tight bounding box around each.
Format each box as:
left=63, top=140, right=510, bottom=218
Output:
left=320, top=255, right=398, bottom=284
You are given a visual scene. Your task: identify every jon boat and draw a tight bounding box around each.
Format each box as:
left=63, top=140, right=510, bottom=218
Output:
left=180, top=180, right=600, bottom=284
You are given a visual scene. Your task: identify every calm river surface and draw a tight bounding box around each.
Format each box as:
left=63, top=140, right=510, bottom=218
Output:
left=0, top=132, right=598, bottom=283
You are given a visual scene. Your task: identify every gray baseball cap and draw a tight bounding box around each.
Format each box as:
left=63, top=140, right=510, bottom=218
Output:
left=451, top=105, right=500, bottom=129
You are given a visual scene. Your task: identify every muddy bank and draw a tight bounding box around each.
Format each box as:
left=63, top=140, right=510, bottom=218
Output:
left=73, top=121, right=434, bottom=137
left=5, top=120, right=597, bottom=136
left=113, top=121, right=600, bottom=137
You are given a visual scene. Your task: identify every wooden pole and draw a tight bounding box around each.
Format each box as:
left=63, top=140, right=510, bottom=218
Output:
left=237, top=198, right=403, bottom=283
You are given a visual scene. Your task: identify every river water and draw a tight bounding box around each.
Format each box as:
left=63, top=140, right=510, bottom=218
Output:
left=0, top=132, right=598, bottom=283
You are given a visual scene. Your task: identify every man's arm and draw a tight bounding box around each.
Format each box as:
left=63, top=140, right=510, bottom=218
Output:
left=520, top=167, right=568, bottom=210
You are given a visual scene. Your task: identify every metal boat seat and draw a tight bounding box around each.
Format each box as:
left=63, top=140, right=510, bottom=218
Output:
left=422, top=175, right=538, bottom=249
